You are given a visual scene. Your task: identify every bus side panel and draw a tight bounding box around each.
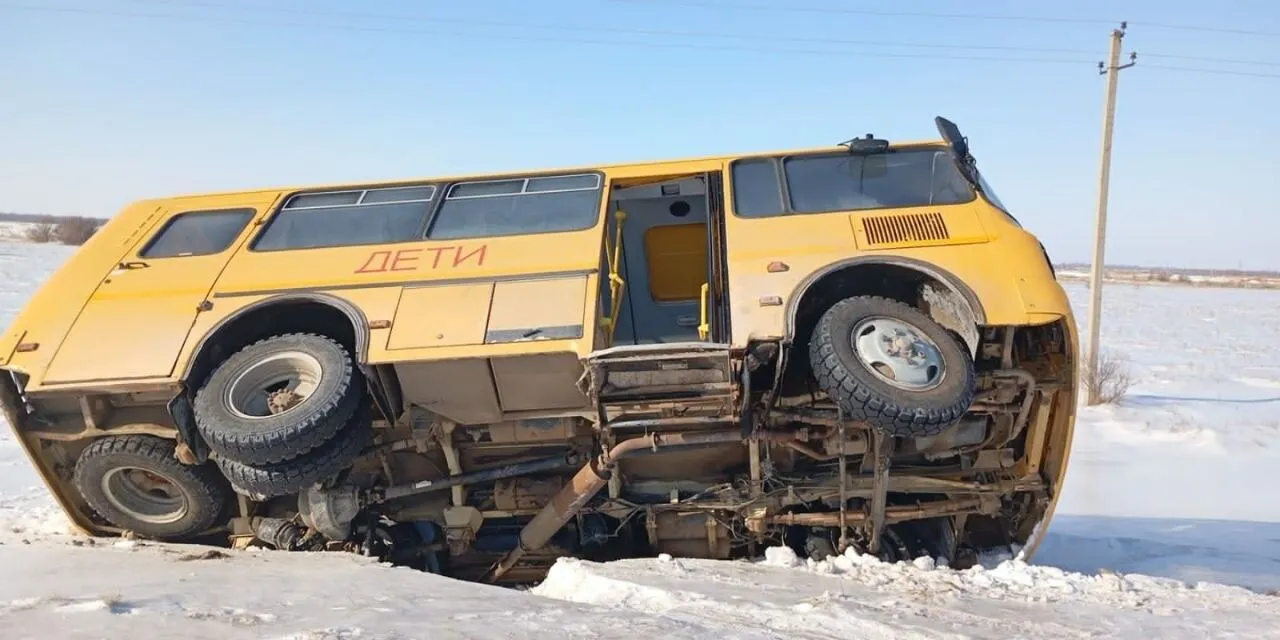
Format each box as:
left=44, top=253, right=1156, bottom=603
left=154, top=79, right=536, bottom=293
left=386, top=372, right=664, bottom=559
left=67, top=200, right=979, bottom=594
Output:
left=720, top=203, right=1056, bottom=347
left=723, top=234, right=1049, bottom=344
left=40, top=196, right=280, bottom=386
left=0, top=200, right=165, bottom=380
left=192, top=175, right=610, bottom=424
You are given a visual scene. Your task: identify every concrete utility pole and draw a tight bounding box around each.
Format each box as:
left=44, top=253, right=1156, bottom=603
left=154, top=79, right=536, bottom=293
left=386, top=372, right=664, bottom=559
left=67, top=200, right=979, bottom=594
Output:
left=1085, top=23, right=1137, bottom=405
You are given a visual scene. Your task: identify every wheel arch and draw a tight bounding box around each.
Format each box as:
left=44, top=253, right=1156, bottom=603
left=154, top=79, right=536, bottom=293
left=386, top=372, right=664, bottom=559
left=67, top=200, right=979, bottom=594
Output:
left=168, top=293, right=384, bottom=465
left=181, top=293, right=371, bottom=389
left=785, top=256, right=986, bottom=358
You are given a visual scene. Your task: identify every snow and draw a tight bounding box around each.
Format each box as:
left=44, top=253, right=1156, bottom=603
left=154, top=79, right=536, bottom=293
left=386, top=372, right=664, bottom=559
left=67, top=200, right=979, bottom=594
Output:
left=532, top=550, right=1278, bottom=639
left=1, top=240, right=1279, bottom=638
left=0, top=540, right=728, bottom=640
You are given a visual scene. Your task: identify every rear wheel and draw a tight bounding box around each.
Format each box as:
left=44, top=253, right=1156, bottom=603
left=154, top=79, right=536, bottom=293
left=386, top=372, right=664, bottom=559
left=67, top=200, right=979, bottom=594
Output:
left=213, top=400, right=374, bottom=500
left=194, top=333, right=362, bottom=465
left=72, top=435, right=231, bottom=540
left=809, top=295, right=975, bottom=438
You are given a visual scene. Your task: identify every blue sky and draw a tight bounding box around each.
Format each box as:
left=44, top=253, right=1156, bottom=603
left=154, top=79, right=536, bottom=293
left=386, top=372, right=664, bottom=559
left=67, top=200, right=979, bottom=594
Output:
left=1, top=0, right=1278, bottom=269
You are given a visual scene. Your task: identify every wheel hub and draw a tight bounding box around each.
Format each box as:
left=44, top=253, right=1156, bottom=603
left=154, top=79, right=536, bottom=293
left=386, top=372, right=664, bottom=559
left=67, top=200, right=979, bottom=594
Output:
left=851, top=316, right=946, bottom=391
left=100, top=466, right=189, bottom=525
left=225, top=350, right=324, bottom=419
left=267, top=389, right=304, bottom=415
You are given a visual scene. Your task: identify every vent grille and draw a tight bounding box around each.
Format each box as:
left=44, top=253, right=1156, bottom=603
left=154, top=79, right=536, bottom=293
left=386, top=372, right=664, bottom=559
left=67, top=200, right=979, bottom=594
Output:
left=862, top=212, right=950, bottom=245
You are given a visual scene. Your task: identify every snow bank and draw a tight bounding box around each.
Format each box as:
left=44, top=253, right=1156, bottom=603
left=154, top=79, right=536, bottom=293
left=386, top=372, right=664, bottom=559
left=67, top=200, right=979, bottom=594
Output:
left=1, top=536, right=1274, bottom=639
left=0, top=539, right=728, bottom=640
left=534, top=548, right=1280, bottom=639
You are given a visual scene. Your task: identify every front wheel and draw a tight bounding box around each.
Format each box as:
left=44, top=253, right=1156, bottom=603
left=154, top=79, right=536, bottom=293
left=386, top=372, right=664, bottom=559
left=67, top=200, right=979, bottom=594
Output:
left=72, top=435, right=232, bottom=540
left=808, top=295, right=975, bottom=438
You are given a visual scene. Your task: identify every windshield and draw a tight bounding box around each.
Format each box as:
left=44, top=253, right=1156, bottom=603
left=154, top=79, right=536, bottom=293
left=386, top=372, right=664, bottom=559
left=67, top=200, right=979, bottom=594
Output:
left=731, top=148, right=975, bottom=218
left=974, top=170, right=1019, bottom=226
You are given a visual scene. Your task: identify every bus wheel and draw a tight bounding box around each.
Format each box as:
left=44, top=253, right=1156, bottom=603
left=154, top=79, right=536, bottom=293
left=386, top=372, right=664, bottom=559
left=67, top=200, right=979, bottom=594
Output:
left=194, top=333, right=362, bottom=466
left=808, top=295, right=975, bottom=438
left=73, top=435, right=230, bottom=540
left=213, top=400, right=373, bottom=500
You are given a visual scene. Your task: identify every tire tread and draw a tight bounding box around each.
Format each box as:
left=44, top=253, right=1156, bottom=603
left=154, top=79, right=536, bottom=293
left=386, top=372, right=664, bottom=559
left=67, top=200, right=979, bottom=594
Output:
left=193, top=332, right=361, bottom=465
left=808, top=295, right=976, bottom=438
left=73, top=434, right=230, bottom=539
left=214, top=403, right=373, bottom=500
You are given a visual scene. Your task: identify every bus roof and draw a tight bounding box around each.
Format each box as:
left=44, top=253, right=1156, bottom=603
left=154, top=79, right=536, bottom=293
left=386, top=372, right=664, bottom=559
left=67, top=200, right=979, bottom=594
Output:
left=155, top=136, right=948, bottom=203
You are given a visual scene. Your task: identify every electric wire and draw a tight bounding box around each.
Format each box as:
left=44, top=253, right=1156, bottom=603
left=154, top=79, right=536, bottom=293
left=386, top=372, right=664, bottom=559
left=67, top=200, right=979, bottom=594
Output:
left=609, top=0, right=1280, bottom=38
left=4, top=1, right=1280, bottom=78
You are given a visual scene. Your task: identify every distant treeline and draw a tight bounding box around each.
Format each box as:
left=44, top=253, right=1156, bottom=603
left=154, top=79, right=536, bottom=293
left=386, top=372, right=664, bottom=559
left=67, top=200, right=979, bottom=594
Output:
left=0, top=212, right=104, bottom=246
left=0, top=212, right=87, bottom=224
left=1055, top=262, right=1280, bottom=279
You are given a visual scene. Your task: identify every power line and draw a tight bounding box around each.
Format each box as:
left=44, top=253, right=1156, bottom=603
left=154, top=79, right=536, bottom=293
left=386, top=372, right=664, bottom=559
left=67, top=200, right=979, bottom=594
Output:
left=142, top=0, right=1280, bottom=70
left=610, top=0, right=1112, bottom=26
left=1143, top=64, right=1280, bottom=79
left=5, top=2, right=1280, bottom=79
left=610, top=0, right=1280, bottom=38
left=129, top=0, right=1104, bottom=57
left=1142, top=53, right=1280, bottom=68
left=1128, top=20, right=1280, bottom=38
left=0, top=3, right=1098, bottom=65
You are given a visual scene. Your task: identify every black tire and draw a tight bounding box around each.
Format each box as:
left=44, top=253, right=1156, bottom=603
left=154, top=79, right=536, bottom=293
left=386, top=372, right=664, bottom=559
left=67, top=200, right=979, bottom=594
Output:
left=72, top=435, right=231, bottom=540
left=214, top=401, right=373, bottom=500
left=194, top=333, right=362, bottom=466
left=809, top=295, right=975, bottom=438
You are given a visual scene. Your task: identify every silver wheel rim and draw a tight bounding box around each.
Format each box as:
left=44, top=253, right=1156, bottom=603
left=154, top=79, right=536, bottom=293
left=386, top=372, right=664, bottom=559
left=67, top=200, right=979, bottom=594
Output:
left=850, top=316, right=946, bottom=391
left=225, top=351, right=324, bottom=420
left=100, top=467, right=188, bottom=525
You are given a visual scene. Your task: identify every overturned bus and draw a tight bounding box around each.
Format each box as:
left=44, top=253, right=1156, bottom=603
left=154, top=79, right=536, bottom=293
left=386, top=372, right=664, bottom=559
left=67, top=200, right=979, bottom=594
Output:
left=0, top=117, right=1077, bottom=583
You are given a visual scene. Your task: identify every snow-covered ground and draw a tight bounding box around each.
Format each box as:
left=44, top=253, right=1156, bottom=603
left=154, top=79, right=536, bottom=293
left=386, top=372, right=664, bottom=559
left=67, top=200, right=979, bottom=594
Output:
left=1, top=241, right=1278, bottom=638
left=2, top=540, right=1275, bottom=640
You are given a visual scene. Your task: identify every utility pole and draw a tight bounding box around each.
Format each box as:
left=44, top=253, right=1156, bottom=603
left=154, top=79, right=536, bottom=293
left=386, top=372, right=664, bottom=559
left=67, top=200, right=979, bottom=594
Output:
left=1085, top=23, right=1137, bottom=405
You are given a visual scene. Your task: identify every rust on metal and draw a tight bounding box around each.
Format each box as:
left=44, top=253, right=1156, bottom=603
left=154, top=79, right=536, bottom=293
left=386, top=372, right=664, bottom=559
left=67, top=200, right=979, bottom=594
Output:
left=768, top=498, right=988, bottom=527
left=837, top=405, right=849, bottom=552
left=174, top=442, right=198, bottom=465
left=486, top=429, right=804, bottom=582
left=866, top=430, right=892, bottom=554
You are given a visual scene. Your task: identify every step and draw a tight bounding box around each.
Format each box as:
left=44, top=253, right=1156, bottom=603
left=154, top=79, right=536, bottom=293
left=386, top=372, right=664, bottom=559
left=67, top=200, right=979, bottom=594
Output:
left=584, top=342, right=735, bottom=404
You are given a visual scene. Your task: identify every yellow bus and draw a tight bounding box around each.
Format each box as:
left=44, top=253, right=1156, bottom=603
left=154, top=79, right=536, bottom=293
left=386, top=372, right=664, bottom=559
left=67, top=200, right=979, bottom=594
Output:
left=0, top=116, right=1077, bottom=583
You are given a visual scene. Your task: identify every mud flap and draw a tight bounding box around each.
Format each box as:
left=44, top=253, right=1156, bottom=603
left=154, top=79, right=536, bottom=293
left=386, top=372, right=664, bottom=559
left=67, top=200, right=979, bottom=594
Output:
left=358, top=363, right=400, bottom=425
left=167, top=389, right=210, bottom=465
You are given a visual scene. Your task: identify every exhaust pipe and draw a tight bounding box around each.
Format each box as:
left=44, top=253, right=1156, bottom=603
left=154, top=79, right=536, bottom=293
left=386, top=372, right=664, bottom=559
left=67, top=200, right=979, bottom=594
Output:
left=486, top=429, right=803, bottom=582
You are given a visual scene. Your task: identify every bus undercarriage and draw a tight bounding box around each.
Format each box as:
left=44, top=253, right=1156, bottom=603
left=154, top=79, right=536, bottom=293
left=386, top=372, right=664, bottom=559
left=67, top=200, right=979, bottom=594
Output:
left=223, top=318, right=1071, bottom=585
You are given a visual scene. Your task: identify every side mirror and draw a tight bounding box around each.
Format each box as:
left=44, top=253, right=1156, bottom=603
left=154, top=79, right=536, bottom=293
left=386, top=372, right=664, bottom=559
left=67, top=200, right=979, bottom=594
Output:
left=934, top=116, right=969, bottom=160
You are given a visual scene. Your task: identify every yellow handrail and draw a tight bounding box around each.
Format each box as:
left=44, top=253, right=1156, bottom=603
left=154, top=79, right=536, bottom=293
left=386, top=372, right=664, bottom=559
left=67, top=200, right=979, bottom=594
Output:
left=698, top=282, right=710, bottom=340
left=600, top=210, right=627, bottom=346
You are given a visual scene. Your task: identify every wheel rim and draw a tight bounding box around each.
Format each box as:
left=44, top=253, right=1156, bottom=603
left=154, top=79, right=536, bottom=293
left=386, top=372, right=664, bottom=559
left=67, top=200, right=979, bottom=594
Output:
left=225, top=351, right=324, bottom=420
left=100, top=467, right=189, bottom=525
left=850, top=316, right=946, bottom=391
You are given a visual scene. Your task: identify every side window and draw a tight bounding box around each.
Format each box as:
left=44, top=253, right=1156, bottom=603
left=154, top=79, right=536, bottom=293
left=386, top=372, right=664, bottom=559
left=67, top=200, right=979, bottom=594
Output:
left=427, top=173, right=602, bottom=240
left=729, top=148, right=975, bottom=218
left=139, top=208, right=255, bottom=259
left=783, top=151, right=969, bottom=213
left=252, top=185, right=436, bottom=251
left=729, top=159, right=785, bottom=218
